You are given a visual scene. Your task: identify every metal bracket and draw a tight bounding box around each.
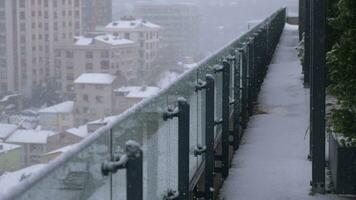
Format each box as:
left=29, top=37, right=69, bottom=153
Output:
left=163, top=107, right=179, bottom=121
left=195, top=79, right=207, bottom=91
left=193, top=145, right=207, bottom=157
left=163, top=190, right=179, bottom=200
left=214, top=118, right=223, bottom=126
left=101, top=140, right=141, bottom=176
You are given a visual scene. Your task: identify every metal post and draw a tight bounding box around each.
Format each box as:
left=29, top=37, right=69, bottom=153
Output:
left=163, top=98, right=190, bottom=200
left=233, top=50, right=241, bottom=150
left=101, top=140, right=143, bottom=200
left=310, top=0, right=326, bottom=194
left=299, top=0, right=305, bottom=41
left=199, top=74, right=215, bottom=200
left=304, top=0, right=311, bottom=86
left=240, top=46, right=248, bottom=129
left=247, top=39, right=254, bottom=115
left=221, top=60, right=230, bottom=179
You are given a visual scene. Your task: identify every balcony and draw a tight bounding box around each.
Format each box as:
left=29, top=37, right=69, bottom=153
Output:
left=2, top=7, right=351, bottom=200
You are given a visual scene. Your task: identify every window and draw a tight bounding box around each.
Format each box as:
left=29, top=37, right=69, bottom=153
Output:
left=95, top=96, right=103, bottom=103
left=101, top=51, right=109, bottom=58
left=85, top=51, right=93, bottom=58
left=65, top=51, right=73, bottom=58
left=85, top=63, right=93, bottom=70
left=100, top=60, right=110, bottom=69
left=82, top=94, right=89, bottom=102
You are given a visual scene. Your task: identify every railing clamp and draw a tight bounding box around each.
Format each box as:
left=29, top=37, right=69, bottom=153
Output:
left=195, top=79, right=207, bottom=91
left=163, top=107, right=180, bottom=120
left=163, top=190, right=179, bottom=200
left=214, top=65, right=224, bottom=73
left=101, top=140, right=141, bottom=176
left=193, top=145, right=207, bottom=157
left=229, top=98, right=236, bottom=105
left=214, top=118, right=223, bottom=126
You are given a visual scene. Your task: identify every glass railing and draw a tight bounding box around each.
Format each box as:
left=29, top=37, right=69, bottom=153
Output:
left=3, top=8, right=286, bottom=200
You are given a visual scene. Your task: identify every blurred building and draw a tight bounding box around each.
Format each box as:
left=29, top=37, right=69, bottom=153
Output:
left=38, top=101, right=75, bottom=132
left=114, top=86, right=160, bottom=113
left=134, top=2, right=200, bottom=66
left=5, top=129, right=54, bottom=167
left=0, top=143, right=22, bottom=174
left=98, top=17, right=161, bottom=73
left=0, top=0, right=82, bottom=96
left=54, top=34, right=138, bottom=96
left=81, top=0, right=112, bottom=32
left=73, top=73, right=118, bottom=125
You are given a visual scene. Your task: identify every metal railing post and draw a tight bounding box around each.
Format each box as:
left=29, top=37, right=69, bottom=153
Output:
left=247, top=38, right=254, bottom=115
left=304, top=0, right=311, bottom=87
left=195, top=74, right=216, bottom=200
left=240, top=46, right=248, bottom=129
left=101, top=140, right=143, bottom=200
left=310, top=0, right=326, bottom=194
left=221, top=60, right=231, bottom=179
left=163, top=98, right=190, bottom=200
left=232, top=50, right=241, bottom=150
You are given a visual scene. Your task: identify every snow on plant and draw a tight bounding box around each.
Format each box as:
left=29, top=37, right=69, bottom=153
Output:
left=327, top=0, right=356, bottom=140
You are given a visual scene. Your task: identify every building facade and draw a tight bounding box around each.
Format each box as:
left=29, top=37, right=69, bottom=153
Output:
left=38, top=101, right=74, bottom=132
left=134, top=2, right=200, bottom=66
left=0, top=0, right=82, bottom=96
left=73, top=73, right=118, bottom=125
left=98, top=17, right=161, bottom=73
left=81, top=0, right=112, bottom=32
left=54, top=34, right=139, bottom=96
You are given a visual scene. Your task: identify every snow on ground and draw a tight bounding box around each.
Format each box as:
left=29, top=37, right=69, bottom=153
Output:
left=219, top=24, right=350, bottom=200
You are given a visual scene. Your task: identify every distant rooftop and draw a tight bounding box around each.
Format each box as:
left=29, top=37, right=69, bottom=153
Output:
left=39, top=101, right=74, bottom=114
left=74, top=73, right=116, bottom=85
left=66, top=125, right=88, bottom=138
left=0, top=124, right=18, bottom=139
left=74, top=34, right=135, bottom=46
left=0, top=143, right=21, bottom=154
left=115, top=86, right=160, bottom=98
left=6, top=130, right=55, bottom=144
left=105, top=18, right=160, bottom=30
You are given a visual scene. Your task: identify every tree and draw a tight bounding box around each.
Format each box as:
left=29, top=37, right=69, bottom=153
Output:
left=327, top=0, right=356, bottom=139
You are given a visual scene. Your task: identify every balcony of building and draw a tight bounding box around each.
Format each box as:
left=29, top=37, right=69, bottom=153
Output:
left=2, top=5, right=354, bottom=200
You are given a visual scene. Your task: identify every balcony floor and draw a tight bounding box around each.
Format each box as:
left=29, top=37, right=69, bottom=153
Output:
left=219, top=24, right=350, bottom=200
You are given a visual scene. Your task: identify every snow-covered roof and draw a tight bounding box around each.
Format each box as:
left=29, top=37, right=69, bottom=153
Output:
left=74, top=73, right=116, bottom=85
left=0, top=164, right=46, bottom=196
left=114, top=86, right=160, bottom=98
left=6, top=130, right=54, bottom=144
left=0, top=143, right=21, bottom=154
left=39, top=101, right=74, bottom=114
left=74, top=34, right=134, bottom=46
left=66, top=125, right=88, bottom=138
left=0, top=94, right=21, bottom=103
left=0, top=124, right=18, bottom=139
left=105, top=19, right=160, bottom=30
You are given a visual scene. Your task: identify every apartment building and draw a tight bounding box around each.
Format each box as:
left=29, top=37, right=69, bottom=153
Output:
left=73, top=73, right=118, bottom=125
left=5, top=129, right=54, bottom=167
left=82, top=0, right=112, bottom=32
left=0, top=0, right=82, bottom=96
left=38, top=101, right=74, bottom=132
left=134, top=2, right=200, bottom=65
left=54, top=34, right=139, bottom=96
left=98, top=17, right=161, bottom=72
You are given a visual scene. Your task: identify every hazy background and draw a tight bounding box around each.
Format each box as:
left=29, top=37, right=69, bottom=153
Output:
left=113, top=0, right=298, bottom=58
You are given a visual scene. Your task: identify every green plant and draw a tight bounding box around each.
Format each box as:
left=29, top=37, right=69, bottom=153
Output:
left=327, top=0, right=356, bottom=139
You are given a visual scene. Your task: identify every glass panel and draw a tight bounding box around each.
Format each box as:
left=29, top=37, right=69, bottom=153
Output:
left=17, top=133, right=111, bottom=200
